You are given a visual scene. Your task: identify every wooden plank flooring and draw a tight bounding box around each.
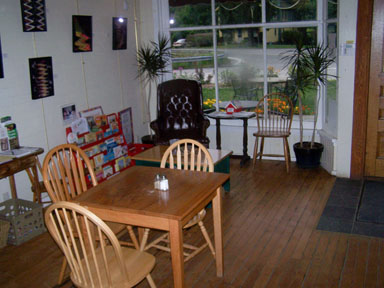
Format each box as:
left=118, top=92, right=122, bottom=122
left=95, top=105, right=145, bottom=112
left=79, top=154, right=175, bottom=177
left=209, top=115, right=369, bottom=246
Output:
left=1, top=159, right=384, bottom=287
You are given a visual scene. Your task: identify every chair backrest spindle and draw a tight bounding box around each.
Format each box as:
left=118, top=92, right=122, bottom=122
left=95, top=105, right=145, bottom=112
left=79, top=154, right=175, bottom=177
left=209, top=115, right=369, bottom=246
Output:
left=161, top=139, right=213, bottom=173
left=43, top=144, right=97, bottom=203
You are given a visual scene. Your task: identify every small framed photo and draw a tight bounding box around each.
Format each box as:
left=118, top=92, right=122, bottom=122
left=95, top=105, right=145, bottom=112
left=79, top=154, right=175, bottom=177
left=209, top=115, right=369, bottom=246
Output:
left=72, top=15, right=92, bottom=52
left=79, top=106, right=104, bottom=118
left=118, top=108, right=134, bottom=145
left=62, top=104, right=77, bottom=125
left=29, top=56, right=54, bottom=99
left=113, top=17, right=127, bottom=50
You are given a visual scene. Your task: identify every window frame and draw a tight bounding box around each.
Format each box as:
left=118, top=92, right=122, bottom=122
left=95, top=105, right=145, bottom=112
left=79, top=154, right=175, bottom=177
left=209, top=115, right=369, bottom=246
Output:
left=156, top=0, right=338, bottom=131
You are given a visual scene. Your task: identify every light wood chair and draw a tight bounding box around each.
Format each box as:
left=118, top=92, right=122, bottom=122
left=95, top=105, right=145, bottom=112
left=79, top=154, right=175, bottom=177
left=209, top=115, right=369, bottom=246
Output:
left=252, top=93, right=293, bottom=172
left=45, top=202, right=156, bottom=288
left=140, top=139, right=216, bottom=262
left=26, top=155, right=52, bottom=204
left=42, top=144, right=139, bottom=284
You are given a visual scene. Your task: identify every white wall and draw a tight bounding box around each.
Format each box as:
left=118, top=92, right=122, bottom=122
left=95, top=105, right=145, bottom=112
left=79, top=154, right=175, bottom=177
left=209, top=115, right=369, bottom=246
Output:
left=0, top=0, right=146, bottom=201
left=335, top=0, right=358, bottom=177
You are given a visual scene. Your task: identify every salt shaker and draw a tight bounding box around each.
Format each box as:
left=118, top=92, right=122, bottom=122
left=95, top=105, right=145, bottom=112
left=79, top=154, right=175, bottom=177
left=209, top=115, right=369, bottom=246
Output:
left=154, top=174, right=161, bottom=190
left=159, top=175, right=169, bottom=191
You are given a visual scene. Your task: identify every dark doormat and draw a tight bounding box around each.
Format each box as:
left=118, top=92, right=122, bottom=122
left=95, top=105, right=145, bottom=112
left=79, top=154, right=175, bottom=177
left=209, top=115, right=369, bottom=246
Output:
left=316, top=178, right=384, bottom=238
left=356, top=181, right=384, bottom=223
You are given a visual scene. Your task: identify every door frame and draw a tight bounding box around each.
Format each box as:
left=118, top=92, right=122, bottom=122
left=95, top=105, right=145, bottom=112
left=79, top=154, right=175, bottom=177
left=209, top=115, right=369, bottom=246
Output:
left=350, top=0, right=374, bottom=179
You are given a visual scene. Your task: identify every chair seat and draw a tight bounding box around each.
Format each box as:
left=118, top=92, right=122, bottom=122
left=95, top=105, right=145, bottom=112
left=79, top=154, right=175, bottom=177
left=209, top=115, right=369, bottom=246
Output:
left=253, top=130, right=291, bottom=138
left=71, top=242, right=155, bottom=288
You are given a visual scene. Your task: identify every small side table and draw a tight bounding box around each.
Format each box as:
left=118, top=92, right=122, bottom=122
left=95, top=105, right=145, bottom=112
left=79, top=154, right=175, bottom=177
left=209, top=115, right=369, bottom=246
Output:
left=0, top=147, right=44, bottom=199
left=207, top=111, right=256, bottom=167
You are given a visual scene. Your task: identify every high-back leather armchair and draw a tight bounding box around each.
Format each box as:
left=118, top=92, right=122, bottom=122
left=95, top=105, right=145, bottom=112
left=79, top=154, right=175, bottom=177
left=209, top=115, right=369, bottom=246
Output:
left=150, top=79, right=210, bottom=146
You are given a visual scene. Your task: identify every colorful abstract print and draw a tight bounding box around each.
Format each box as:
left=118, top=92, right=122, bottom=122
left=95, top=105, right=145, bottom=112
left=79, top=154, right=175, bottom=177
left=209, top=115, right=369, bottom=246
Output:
left=20, top=0, right=47, bottom=32
left=29, top=57, right=54, bottom=99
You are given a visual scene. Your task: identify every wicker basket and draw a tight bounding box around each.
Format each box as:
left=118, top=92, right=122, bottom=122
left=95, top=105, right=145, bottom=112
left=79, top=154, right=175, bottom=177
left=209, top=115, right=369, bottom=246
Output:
left=0, top=219, right=10, bottom=248
left=0, top=199, right=46, bottom=246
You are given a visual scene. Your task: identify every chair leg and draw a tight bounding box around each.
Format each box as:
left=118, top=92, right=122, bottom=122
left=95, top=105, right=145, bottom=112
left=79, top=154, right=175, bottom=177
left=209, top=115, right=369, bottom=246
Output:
left=283, top=137, right=290, bottom=173
left=198, top=221, right=215, bottom=257
left=146, top=274, right=157, bottom=288
left=252, top=136, right=259, bottom=168
left=127, top=225, right=140, bottom=250
left=57, top=257, right=67, bottom=285
left=286, top=138, right=291, bottom=163
left=140, top=228, right=151, bottom=251
left=259, top=137, right=265, bottom=160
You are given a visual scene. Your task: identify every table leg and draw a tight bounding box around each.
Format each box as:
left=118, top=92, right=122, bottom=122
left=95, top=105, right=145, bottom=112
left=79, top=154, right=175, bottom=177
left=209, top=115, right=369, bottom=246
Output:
left=31, top=164, right=41, bottom=203
left=169, top=220, right=185, bottom=288
left=9, top=175, right=17, bottom=199
left=240, top=119, right=251, bottom=167
left=212, top=187, right=223, bottom=277
left=215, top=119, right=221, bottom=150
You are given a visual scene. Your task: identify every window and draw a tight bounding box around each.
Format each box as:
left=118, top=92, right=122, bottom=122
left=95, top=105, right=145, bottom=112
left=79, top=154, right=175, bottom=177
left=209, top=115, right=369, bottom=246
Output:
left=165, top=0, right=337, bottom=124
left=266, top=0, right=316, bottom=22
left=324, top=0, right=338, bottom=135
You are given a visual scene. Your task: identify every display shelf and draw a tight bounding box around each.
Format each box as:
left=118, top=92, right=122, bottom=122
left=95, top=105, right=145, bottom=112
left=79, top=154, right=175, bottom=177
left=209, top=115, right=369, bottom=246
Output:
left=67, top=112, right=153, bottom=184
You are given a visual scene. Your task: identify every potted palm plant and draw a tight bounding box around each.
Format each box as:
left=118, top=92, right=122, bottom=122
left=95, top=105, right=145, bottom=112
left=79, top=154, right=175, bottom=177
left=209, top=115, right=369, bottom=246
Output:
left=136, top=34, right=171, bottom=143
left=282, top=35, right=336, bottom=168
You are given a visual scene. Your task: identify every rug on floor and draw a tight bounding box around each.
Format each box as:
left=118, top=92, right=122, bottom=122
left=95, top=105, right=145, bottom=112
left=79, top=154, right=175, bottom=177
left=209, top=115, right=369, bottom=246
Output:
left=317, top=178, right=384, bottom=238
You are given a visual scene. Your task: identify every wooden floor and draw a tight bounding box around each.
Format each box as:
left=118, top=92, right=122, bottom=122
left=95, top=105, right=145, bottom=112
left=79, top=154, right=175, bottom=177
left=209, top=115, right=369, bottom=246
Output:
left=1, top=159, right=384, bottom=288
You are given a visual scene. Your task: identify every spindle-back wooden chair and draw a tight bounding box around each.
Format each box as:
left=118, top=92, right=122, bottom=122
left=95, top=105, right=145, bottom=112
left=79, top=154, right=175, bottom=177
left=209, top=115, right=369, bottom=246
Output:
left=140, top=139, right=216, bottom=262
left=42, top=144, right=139, bottom=284
left=45, top=202, right=156, bottom=288
left=252, top=93, right=293, bottom=172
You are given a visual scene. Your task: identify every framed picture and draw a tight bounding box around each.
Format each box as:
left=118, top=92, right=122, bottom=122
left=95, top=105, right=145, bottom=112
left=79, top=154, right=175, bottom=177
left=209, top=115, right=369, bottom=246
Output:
left=20, top=0, right=47, bottom=32
left=112, top=17, right=127, bottom=50
left=29, top=57, right=54, bottom=99
left=118, top=108, right=134, bottom=145
left=72, top=15, right=92, bottom=52
left=0, top=35, right=3, bottom=79
left=62, top=104, right=77, bottom=125
left=79, top=106, right=103, bottom=118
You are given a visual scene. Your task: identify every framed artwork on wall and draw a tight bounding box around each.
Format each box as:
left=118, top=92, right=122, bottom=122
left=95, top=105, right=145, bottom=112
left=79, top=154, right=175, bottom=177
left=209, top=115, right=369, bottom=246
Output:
left=72, top=15, right=92, bottom=52
left=20, top=0, right=47, bottom=32
left=112, top=17, right=127, bottom=50
left=29, top=57, right=54, bottom=99
left=0, top=36, right=3, bottom=79
left=118, top=108, right=134, bottom=145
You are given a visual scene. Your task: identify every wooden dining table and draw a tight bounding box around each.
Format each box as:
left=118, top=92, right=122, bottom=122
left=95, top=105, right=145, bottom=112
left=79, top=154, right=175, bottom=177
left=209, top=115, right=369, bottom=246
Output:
left=74, top=165, right=229, bottom=288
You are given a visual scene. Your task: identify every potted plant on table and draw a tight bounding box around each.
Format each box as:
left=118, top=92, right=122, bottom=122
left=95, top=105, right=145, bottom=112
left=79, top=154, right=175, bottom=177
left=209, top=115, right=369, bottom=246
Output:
left=136, top=34, right=171, bottom=144
left=282, top=35, right=336, bottom=168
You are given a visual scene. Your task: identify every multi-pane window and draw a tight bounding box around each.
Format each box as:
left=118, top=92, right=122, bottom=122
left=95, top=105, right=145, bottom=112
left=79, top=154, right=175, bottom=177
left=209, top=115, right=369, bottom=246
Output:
left=167, top=0, right=337, bottom=124
left=324, top=0, right=338, bottom=135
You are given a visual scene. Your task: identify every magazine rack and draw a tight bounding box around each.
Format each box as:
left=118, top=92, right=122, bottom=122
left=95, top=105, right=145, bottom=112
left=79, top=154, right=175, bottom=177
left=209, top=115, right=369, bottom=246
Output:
left=66, top=112, right=152, bottom=184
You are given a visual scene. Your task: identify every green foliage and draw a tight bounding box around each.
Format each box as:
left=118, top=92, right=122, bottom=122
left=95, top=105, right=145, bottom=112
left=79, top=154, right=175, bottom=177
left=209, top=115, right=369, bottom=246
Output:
left=137, top=34, right=171, bottom=83
left=281, top=32, right=336, bottom=146
left=219, top=69, right=237, bottom=86
left=186, top=32, right=213, bottom=47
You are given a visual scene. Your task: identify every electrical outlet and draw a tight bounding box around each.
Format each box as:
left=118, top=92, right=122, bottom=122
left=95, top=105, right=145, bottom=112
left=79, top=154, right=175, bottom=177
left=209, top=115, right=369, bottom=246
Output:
left=2, top=192, right=10, bottom=201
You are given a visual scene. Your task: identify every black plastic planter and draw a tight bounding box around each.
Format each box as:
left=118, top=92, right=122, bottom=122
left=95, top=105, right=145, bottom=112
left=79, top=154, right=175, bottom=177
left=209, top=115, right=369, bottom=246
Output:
left=293, top=142, right=324, bottom=169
